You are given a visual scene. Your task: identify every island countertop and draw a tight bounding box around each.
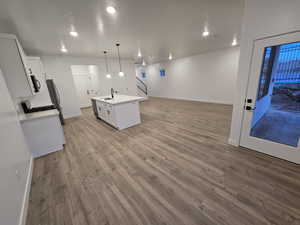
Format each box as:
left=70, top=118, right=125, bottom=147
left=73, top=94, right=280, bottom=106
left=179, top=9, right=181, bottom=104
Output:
left=92, top=95, right=145, bottom=105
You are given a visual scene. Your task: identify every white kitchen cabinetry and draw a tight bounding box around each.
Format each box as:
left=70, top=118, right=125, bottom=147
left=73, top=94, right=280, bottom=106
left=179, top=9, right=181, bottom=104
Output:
left=93, top=95, right=144, bottom=130
left=106, top=104, right=116, bottom=127
left=0, top=34, right=35, bottom=98
left=96, top=101, right=116, bottom=126
left=19, top=109, right=65, bottom=158
left=96, top=101, right=106, bottom=120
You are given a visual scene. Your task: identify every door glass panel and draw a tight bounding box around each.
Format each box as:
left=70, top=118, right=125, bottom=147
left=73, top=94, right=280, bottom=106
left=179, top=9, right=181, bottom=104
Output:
left=250, top=41, right=300, bottom=147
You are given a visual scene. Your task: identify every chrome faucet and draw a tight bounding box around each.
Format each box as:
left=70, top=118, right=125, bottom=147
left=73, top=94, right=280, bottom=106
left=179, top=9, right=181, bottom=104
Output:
left=111, top=88, right=114, bottom=99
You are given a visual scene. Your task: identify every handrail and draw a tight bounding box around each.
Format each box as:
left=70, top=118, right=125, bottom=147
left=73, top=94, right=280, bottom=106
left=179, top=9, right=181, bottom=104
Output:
left=137, top=85, right=147, bottom=95
left=136, top=77, right=147, bottom=95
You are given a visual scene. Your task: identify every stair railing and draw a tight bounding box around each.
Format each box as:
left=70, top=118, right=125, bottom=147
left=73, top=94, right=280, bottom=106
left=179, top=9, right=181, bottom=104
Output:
left=136, top=76, right=148, bottom=95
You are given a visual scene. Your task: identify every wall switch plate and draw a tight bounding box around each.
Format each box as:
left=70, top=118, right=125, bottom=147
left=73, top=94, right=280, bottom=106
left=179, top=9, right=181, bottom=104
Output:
left=15, top=169, right=21, bottom=179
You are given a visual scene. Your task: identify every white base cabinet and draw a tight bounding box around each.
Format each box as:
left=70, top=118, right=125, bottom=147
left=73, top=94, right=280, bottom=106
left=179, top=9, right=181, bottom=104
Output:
left=20, top=110, right=65, bottom=158
left=114, top=101, right=141, bottom=130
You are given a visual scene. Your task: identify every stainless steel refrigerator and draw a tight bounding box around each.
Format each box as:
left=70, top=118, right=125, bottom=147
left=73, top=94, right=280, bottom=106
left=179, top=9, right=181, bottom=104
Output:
left=46, top=79, right=64, bottom=125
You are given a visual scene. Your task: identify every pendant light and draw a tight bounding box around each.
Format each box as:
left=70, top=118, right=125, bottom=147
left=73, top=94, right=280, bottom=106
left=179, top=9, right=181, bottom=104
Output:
left=116, top=43, right=124, bottom=77
left=104, top=51, right=111, bottom=79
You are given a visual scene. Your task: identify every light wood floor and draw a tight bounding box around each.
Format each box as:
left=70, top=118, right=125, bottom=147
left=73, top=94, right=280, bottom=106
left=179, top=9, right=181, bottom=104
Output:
left=26, top=97, right=300, bottom=225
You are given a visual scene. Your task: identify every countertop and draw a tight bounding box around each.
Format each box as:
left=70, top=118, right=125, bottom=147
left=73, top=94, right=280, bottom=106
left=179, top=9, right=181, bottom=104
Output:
left=19, top=109, right=59, bottom=122
left=92, top=95, right=145, bottom=105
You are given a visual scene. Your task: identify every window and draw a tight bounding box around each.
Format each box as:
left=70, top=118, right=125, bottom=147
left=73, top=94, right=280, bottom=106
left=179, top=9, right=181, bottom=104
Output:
left=257, top=46, right=277, bottom=99
left=273, top=42, right=300, bottom=83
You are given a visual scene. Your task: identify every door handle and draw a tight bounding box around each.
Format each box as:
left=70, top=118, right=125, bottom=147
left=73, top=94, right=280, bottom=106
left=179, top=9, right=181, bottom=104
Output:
left=245, top=106, right=256, bottom=111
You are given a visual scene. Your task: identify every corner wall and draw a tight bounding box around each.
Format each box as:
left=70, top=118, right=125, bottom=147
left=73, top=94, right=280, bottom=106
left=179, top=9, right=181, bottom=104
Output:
left=145, top=47, right=240, bottom=105
left=0, top=69, right=32, bottom=225
left=229, top=0, right=300, bottom=146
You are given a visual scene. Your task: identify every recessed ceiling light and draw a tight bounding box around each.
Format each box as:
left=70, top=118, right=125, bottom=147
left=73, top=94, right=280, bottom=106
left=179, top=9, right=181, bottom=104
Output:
left=119, top=71, right=125, bottom=77
left=70, top=31, right=78, bottom=37
left=106, top=6, right=116, bottom=14
left=106, top=74, right=112, bottom=79
left=169, top=53, right=173, bottom=60
left=232, top=38, right=238, bottom=46
left=202, top=30, right=210, bottom=37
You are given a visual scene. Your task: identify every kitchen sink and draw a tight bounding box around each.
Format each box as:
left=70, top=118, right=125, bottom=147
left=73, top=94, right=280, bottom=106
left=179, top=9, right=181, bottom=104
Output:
left=104, top=97, right=113, bottom=100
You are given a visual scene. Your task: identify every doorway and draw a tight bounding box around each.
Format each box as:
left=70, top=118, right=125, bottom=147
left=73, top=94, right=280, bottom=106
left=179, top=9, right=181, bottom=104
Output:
left=71, top=65, right=100, bottom=108
left=241, top=32, right=300, bottom=164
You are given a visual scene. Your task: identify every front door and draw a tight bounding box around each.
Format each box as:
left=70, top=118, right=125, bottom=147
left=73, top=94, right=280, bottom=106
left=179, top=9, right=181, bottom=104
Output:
left=240, top=31, right=300, bottom=164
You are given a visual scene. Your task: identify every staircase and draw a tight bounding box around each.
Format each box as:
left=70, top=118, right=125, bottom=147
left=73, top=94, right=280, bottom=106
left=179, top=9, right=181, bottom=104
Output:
left=136, top=76, right=148, bottom=100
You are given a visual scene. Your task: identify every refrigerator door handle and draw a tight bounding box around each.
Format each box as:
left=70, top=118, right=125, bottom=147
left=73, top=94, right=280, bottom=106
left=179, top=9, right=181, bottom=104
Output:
left=54, top=84, right=61, bottom=106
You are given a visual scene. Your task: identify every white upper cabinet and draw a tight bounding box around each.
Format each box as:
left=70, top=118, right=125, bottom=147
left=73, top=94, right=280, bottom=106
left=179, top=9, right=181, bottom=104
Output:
left=0, top=33, right=35, bottom=98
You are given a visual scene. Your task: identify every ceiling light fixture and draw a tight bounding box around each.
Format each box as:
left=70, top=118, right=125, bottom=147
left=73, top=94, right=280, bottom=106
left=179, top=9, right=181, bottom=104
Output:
left=142, top=59, right=146, bottom=66
left=232, top=38, right=238, bottom=46
left=116, top=43, right=125, bottom=77
left=61, top=44, right=67, bottom=53
left=106, top=6, right=116, bottom=14
left=169, top=53, right=173, bottom=60
left=70, top=25, right=78, bottom=37
left=202, top=30, right=210, bottom=37
left=70, top=31, right=78, bottom=37
left=103, top=51, right=111, bottom=79
left=138, top=50, right=142, bottom=57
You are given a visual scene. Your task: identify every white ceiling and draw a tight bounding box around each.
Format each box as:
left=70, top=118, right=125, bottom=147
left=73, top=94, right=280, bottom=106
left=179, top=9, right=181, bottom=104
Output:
left=0, top=0, right=244, bottom=63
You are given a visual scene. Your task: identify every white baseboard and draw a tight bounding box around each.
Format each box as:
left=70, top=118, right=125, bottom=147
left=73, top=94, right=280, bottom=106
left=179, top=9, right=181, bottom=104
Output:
left=148, top=95, right=233, bottom=105
left=228, top=138, right=239, bottom=147
left=19, top=156, right=34, bottom=225
left=140, top=96, right=149, bottom=101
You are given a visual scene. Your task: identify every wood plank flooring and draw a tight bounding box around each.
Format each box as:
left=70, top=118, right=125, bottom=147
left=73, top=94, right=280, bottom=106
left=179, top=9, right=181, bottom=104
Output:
left=26, top=97, right=300, bottom=225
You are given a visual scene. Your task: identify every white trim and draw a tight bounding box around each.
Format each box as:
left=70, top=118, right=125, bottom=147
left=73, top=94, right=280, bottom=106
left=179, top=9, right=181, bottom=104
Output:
left=64, top=112, right=81, bottom=119
left=19, top=156, right=34, bottom=225
left=228, top=138, right=239, bottom=147
left=149, top=95, right=233, bottom=105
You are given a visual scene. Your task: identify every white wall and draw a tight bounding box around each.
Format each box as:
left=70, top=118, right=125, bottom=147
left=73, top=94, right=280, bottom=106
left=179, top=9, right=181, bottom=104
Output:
left=229, top=0, right=300, bottom=145
left=0, top=68, right=32, bottom=225
left=145, top=47, right=240, bottom=104
left=71, top=65, right=101, bottom=108
left=41, top=56, right=137, bottom=119
left=71, top=65, right=101, bottom=96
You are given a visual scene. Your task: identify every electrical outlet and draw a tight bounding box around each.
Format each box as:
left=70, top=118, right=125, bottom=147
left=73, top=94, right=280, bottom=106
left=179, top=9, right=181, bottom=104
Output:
left=15, top=169, right=21, bottom=179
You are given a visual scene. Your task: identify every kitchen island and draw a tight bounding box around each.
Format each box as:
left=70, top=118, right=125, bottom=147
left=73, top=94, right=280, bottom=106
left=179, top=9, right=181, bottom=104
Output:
left=91, top=95, right=145, bottom=130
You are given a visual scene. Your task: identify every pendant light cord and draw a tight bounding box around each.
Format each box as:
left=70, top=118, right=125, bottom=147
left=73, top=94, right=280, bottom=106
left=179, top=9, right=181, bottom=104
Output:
left=104, top=51, right=109, bottom=73
left=116, top=43, right=122, bottom=72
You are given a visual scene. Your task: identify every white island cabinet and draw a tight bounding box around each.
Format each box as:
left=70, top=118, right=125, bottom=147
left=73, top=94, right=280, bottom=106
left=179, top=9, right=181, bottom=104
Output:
left=92, top=95, right=145, bottom=130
